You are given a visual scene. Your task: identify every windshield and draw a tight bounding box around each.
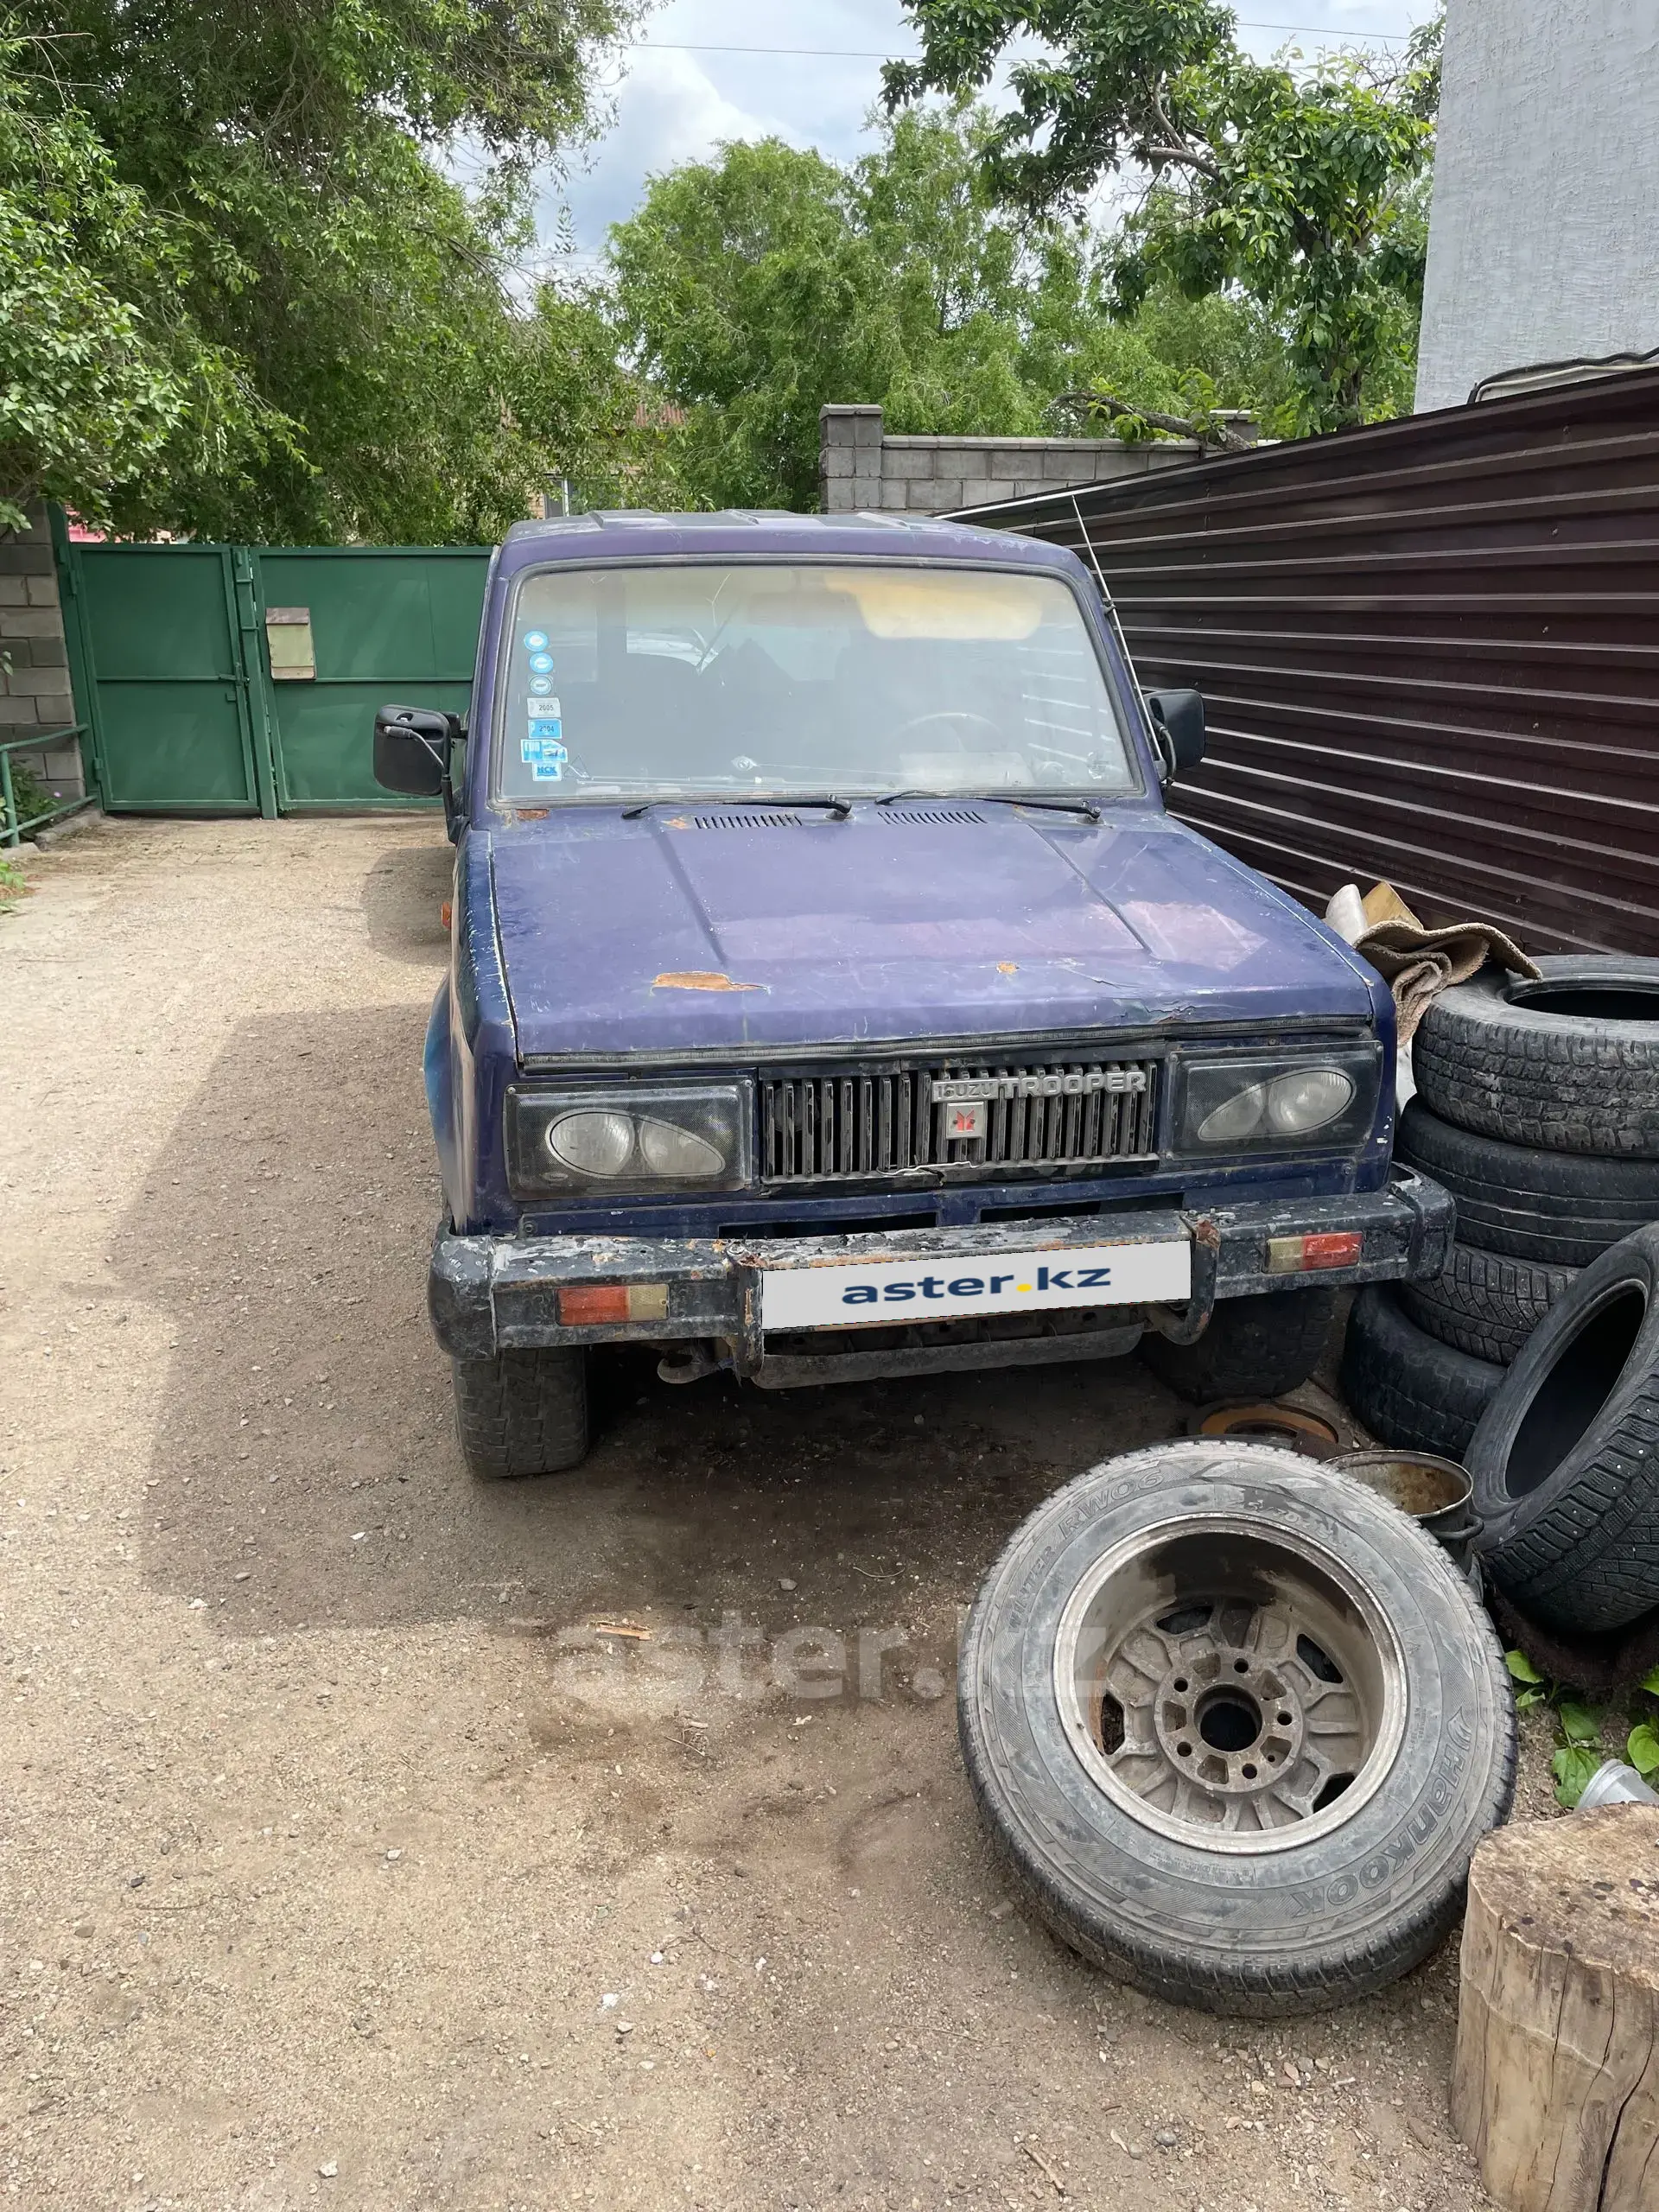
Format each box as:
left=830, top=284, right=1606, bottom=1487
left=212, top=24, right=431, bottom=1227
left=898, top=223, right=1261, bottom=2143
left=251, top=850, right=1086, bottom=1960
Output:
left=493, top=560, right=1139, bottom=804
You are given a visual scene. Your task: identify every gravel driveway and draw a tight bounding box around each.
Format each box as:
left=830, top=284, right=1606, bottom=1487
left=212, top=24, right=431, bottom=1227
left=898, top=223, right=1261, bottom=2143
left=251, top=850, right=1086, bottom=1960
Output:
left=0, top=817, right=1541, bottom=2210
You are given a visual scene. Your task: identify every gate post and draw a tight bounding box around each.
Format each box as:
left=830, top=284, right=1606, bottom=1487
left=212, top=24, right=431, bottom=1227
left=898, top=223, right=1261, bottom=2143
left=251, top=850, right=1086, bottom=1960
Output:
left=230, top=547, right=280, bottom=817
left=48, top=505, right=103, bottom=801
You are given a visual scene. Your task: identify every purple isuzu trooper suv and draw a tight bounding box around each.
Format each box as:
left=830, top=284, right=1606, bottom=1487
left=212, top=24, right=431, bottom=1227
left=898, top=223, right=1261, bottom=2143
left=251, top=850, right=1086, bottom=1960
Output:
left=373, top=510, right=1450, bottom=1475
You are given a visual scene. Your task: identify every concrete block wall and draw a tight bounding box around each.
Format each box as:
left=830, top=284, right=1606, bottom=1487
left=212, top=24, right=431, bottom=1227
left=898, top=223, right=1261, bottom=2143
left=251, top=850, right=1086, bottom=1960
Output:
left=0, top=504, right=82, bottom=799
left=819, top=404, right=1208, bottom=515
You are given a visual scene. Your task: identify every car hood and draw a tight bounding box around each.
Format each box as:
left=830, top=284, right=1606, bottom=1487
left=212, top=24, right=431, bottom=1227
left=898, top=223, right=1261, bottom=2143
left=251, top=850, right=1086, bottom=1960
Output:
left=490, top=806, right=1378, bottom=1058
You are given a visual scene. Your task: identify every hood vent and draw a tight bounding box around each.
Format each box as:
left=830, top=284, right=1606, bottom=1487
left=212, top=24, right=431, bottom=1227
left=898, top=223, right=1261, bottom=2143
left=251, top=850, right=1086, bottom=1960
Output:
left=691, top=810, right=802, bottom=830
left=874, top=806, right=987, bottom=826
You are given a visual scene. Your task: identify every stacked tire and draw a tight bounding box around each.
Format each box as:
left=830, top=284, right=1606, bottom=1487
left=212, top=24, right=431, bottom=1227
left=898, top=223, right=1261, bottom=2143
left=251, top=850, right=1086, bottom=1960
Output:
left=1343, top=957, right=1659, bottom=1459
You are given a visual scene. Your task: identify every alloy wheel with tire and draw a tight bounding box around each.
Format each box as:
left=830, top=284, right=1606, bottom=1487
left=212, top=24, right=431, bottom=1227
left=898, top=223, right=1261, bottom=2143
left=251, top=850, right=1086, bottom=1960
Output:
left=453, top=1347, right=590, bottom=1477
left=959, top=1441, right=1516, bottom=2015
left=1415, top=957, right=1659, bottom=1158
left=1470, top=1224, right=1659, bottom=1633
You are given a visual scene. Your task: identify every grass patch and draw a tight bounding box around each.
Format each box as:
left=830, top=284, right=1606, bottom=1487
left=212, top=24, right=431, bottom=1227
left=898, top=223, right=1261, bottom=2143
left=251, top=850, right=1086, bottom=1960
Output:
left=0, top=850, right=30, bottom=912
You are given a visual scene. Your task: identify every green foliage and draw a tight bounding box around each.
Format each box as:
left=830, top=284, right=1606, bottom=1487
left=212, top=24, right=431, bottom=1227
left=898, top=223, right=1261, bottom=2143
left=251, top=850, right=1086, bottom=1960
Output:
left=1552, top=1744, right=1602, bottom=1810
left=13, top=2, right=1440, bottom=533
left=3, top=754, right=53, bottom=825
left=1503, top=1652, right=1607, bottom=1807
left=608, top=137, right=891, bottom=512
left=3, top=3, right=638, bottom=540
left=516, top=282, right=683, bottom=514
left=887, top=3, right=1443, bottom=429
left=0, top=849, right=28, bottom=909
left=1505, top=1647, right=1548, bottom=1711
left=1557, top=1701, right=1601, bottom=1749
left=608, top=104, right=1289, bottom=511
left=1624, top=1669, right=1659, bottom=1783
left=0, top=42, right=283, bottom=533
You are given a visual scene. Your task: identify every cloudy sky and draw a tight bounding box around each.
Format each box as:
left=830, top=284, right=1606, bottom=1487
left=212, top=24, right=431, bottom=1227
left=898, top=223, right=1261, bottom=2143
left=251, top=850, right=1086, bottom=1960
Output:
left=543, top=0, right=1438, bottom=266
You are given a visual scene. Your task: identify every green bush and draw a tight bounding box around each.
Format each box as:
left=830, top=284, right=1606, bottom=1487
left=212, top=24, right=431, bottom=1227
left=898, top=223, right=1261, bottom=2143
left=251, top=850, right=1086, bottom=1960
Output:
left=3, top=755, right=54, bottom=826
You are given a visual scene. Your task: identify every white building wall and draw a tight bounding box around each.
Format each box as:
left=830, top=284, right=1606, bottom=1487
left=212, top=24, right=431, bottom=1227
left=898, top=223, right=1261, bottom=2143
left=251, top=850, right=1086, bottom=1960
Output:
left=1414, top=0, right=1659, bottom=413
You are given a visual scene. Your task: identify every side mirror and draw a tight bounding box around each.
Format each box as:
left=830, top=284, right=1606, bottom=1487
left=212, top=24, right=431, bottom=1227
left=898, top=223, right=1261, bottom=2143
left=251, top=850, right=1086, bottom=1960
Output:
left=374, top=704, right=457, bottom=798
left=1144, top=688, right=1205, bottom=783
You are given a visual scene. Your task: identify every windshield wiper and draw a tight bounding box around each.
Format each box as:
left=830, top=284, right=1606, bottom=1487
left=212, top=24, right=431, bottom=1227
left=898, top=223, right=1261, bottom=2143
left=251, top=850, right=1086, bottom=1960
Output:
left=621, top=793, right=854, bottom=820
left=876, top=790, right=1103, bottom=823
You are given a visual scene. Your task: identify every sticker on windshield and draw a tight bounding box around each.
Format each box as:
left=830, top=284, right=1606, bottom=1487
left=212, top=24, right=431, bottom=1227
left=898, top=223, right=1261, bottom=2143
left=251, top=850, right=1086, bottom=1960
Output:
left=522, top=630, right=548, bottom=652
left=526, top=699, right=561, bottom=723
left=528, top=652, right=554, bottom=675
left=529, top=676, right=552, bottom=696
left=521, top=730, right=567, bottom=783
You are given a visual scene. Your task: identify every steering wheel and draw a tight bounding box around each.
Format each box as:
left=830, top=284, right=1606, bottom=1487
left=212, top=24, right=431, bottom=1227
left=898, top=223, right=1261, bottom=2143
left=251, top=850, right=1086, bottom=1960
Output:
left=892, top=709, right=1002, bottom=750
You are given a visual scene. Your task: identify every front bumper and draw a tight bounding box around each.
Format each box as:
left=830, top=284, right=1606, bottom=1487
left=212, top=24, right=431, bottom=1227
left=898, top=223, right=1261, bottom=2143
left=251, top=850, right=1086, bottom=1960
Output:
left=429, top=1166, right=1452, bottom=1386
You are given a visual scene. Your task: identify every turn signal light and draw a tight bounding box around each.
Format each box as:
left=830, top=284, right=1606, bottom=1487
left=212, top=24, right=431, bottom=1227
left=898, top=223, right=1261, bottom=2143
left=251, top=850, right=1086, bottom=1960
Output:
left=1265, top=1231, right=1363, bottom=1275
left=559, top=1283, right=670, bottom=1325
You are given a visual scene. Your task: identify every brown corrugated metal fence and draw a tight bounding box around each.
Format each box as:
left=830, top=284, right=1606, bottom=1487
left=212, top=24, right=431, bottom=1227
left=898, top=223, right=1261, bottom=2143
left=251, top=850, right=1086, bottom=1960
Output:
left=950, top=368, right=1659, bottom=957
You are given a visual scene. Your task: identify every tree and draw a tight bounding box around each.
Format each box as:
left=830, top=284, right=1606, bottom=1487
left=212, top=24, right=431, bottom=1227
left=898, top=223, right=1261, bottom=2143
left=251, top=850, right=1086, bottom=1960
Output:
left=885, top=4, right=1442, bottom=429
left=607, top=102, right=1289, bottom=510
left=0, top=42, right=285, bottom=534
left=516, top=280, right=683, bottom=514
left=608, top=137, right=899, bottom=511
left=3, top=4, right=636, bottom=540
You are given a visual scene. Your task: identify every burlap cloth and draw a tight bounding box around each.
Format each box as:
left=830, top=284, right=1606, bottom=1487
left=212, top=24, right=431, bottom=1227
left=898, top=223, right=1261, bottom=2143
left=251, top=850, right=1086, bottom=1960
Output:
left=1323, top=881, right=1539, bottom=1043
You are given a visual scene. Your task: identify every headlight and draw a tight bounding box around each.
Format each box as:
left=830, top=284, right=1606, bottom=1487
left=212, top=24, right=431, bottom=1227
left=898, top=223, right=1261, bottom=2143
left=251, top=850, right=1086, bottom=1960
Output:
left=548, top=1110, right=634, bottom=1177
left=1265, top=1066, right=1355, bottom=1134
left=1179, top=1049, right=1378, bottom=1154
left=638, top=1117, right=728, bottom=1178
left=506, top=1084, right=752, bottom=1195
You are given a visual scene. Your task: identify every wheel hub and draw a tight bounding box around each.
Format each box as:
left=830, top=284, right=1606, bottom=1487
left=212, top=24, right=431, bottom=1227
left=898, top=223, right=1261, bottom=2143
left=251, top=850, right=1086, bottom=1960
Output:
left=1055, top=1515, right=1404, bottom=1852
left=1150, top=1644, right=1306, bottom=1800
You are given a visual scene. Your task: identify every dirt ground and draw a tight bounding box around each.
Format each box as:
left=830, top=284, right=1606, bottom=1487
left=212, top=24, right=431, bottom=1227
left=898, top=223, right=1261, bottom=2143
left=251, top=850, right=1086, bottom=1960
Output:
left=1, top=816, right=1554, bottom=2212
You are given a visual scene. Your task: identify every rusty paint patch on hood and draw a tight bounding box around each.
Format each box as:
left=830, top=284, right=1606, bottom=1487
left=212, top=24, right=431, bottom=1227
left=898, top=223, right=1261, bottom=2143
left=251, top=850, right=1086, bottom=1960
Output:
left=651, top=969, right=762, bottom=993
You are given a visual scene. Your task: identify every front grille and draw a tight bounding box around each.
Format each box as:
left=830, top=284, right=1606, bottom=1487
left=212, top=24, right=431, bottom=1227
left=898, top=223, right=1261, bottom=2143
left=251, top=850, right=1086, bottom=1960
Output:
left=760, top=1057, right=1160, bottom=1183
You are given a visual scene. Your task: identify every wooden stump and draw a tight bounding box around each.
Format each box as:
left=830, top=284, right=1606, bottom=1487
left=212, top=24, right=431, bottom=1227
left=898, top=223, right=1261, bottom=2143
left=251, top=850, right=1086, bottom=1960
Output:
left=1452, top=1806, right=1659, bottom=2210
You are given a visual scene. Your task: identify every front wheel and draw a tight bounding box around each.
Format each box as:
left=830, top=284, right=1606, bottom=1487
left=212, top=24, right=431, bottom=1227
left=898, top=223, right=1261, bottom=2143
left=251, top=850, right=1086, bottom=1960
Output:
left=452, top=1348, right=590, bottom=1478
left=1140, top=1285, right=1340, bottom=1402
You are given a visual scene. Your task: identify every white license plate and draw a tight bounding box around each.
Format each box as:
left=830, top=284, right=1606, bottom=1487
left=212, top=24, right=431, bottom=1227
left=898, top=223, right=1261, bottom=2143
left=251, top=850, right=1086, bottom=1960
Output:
left=759, top=1239, right=1192, bottom=1331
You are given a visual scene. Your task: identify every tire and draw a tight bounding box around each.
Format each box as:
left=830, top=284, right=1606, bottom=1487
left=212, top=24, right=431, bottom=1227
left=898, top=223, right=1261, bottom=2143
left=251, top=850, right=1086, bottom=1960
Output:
left=1415, top=957, right=1659, bottom=1158
left=959, top=1440, right=1516, bottom=2016
left=1401, top=1240, right=1577, bottom=1366
left=1341, top=1287, right=1503, bottom=1459
left=1395, top=1098, right=1659, bottom=1268
left=453, top=1348, right=589, bottom=1477
left=1139, top=1285, right=1340, bottom=1402
left=1469, top=1224, right=1659, bottom=1633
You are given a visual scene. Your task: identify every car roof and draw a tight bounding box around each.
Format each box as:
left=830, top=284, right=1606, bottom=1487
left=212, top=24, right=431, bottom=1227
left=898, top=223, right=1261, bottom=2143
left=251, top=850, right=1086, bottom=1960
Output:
left=496, top=508, right=1089, bottom=579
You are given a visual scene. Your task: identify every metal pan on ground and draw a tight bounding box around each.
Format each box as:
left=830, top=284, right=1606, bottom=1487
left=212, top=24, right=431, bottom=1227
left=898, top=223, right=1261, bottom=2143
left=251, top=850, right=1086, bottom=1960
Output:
left=1335, top=1449, right=1475, bottom=1551
left=1186, top=1400, right=1343, bottom=1459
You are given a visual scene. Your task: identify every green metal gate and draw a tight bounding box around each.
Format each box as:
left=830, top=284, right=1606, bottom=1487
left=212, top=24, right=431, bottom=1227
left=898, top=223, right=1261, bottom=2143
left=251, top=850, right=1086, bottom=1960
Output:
left=56, top=532, right=491, bottom=816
